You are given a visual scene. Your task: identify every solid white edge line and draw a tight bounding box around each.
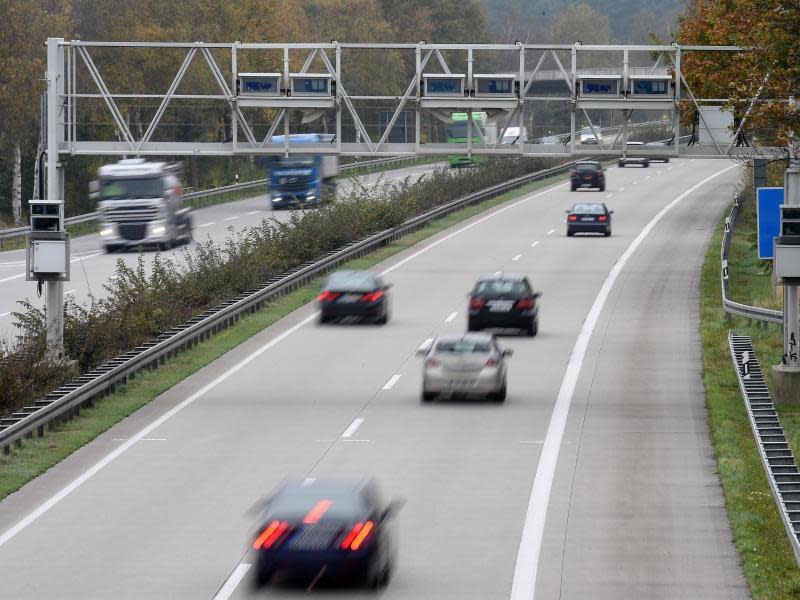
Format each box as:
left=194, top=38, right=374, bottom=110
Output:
left=0, top=311, right=320, bottom=549
left=0, top=173, right=572, bottom=548
left=512, top=254, right=522, bottom=261
left=382, top=374, right=401, bottom=390
left=508, top=163, right=739, bottom=600
left=546, top=229, right=555, bottom=235
left=444, top=312, right=458, bottom=323
left=0, top=312, right=10, bottom=318
left=212, top=563, right=251, bottom=600
left=341, top=417, right=365, bottom=439
left=223, top=216, right=240, bottom=221
left=198, top=222, right=215, bottom=227
left=531, top=241, right=540, bottom=247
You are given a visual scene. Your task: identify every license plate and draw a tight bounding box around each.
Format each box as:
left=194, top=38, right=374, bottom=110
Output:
left=338, top=294, right=361, bottom=303
left=489, top=300, right=513, bottom=312
left=583, top=176, right=592, bottom=180
left=449, top=378, right=477, bottom=387
left=581, top=216, right=595, bottom=221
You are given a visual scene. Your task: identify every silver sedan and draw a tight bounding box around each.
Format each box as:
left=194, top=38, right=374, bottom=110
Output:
left=418, top=333, right=511, bottom=402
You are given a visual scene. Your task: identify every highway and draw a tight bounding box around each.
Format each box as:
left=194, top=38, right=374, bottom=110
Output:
left=0, top=159, right=749, bottom=599
left=0, top=161, right=440, bottom=340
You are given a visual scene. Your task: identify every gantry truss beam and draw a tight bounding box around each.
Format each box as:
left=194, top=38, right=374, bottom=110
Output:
left=52, top=39, right=787, bottom=159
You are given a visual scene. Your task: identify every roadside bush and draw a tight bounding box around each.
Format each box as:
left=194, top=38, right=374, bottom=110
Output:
left=0, top=157, right=559, bottom=416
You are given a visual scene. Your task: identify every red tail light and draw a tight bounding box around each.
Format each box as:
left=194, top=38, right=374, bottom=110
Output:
left=485, top=358, right=499, bottom=367
left=469, top=297, right=486, bottom=310
left=570, top=169, right=576, bottom=177
left=317, top=291, right=340, bottom=302
left=568, top=215, right=577, bottom=222
left=253, top=520, right=290, bottom=550
left=360, top=290, right=385, bottom=302
left=598, top=215, right=608, bottom=222
left=516, top=297, right=535, bottom=310
left=341, top=521, right=375, bottom=551
left=426, top=357, right=441, bottom=368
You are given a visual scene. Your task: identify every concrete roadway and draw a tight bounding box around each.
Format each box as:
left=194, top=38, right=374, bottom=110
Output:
left=0, top=160, right=748, bottom=599
left=0, top=161, right=441, bottom=340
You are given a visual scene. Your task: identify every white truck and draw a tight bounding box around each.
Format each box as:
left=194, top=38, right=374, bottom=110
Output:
left=95, top=159, right=193, bottom=252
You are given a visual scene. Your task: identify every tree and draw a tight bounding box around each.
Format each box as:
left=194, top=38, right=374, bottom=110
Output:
left=677, top=0, right=800, bottom=151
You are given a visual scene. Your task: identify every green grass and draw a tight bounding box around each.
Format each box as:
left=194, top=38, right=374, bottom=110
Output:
left=0, top=168, right=567, bottom=501
left=701, top=199, right=800, bottom=598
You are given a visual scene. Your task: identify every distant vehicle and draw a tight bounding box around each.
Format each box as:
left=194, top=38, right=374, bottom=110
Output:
left=500, top=125, right=527, bottom=145
left=566, top=202, right=613, bottom=237
left=96, top=159, right=193, bottom=253
left=418, top=333, right=512, bottom=402
left=446, top=112, right=497, bottom=168
left=467, top=272, right=541, bottom=336
left=317, top=270, right=391, bottom=324
left=570, top=161, right=605, bottom=191
left=618, top=142, right=650, bottom=168
left=578, top=126, right=603, bottom=145
left=251, top=479, right=401, bottom=588
left=540, top=135, right=562, bottom=145
left=266, top=133, right=338, bottom=209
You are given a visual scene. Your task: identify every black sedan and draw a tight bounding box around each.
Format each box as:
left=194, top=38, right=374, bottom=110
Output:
left=566, top=202, right=613, bottom=237
left=570, top=161, right=605, bottom=191
left=251, top=479, right=401, bottom=588
left=318, top=271, right=390, bottom=324
left=467, top=272, right=541, bottom=336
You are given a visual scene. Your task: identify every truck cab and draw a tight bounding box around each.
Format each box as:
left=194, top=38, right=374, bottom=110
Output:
left=97, top=159, right=193, bottom=252
left=267, top=134, right=338, bottom=209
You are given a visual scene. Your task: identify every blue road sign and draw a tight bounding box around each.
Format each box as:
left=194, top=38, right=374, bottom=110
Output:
left=757, top=187, right=784, bottom=259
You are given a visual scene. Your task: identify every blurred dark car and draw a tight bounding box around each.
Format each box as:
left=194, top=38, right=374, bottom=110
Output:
left=566, top=202, right=613, bottom=237
left=570, top=161, right=605, bottom=191
left=317, top=271, right=390, bottom=324
left=467, top=273, right=541, bottom=336
left=251, top=479, right=402, bottom=588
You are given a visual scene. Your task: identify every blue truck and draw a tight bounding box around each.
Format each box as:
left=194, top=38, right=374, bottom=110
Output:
left=266, top=134, right=338, bottom=209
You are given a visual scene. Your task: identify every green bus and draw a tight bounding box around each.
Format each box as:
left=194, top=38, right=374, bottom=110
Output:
left=446, top=112, right=495, bottom=168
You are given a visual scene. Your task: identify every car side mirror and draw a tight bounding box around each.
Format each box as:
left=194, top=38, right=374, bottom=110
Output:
left=565, top=209, right=570, bottom=214
left=383, top=283, right=393, bottom=290
left=609, top=210, right=614, bottom=214
left=380, top=498, right=406, bottom=523
left=502, top=349, right=514, bottom=357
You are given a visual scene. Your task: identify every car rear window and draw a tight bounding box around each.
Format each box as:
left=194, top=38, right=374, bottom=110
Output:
left=576, top=163, right=598, bottom=172
left=572, top=203, right=605, bottom=214
left=474, top=280, right=530, bottom=296
left=435, top=340, right=492, bottom=353
left=268, top=489, right=367, bottom=520
left=325, top=272, right=377, bottom=292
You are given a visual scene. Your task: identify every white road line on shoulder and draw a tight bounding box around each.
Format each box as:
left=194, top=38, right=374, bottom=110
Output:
left=644, top=175, right=651, bottom=180
left=657, top=170, right=663, bottom=174
left=605, top=193, right=613, bottom=198
left=382, top=374, right=401, bottom=390
left=212, top=563, right=251, bottom=600
left=509, top=163, right=739, bottom=600
left=223, top=216, right=240, bottom=221
left=512, top=254, right=522, bottom=261
left=546, top=229, right=555, bottom=235
left=341, top=417, right=364, bottom=439
left=618, top=187, right=625, bottom=191
left=445, top=311, right=458, bottom=323
left=0, top=310, right=320, bottom=549
left=632, top=181, right=639, bottom=185
left=247, top=210, right=263, bottom=215
left=0, top=176, right=573, bottom=548
left=65, top=289, right=76, bottom=295
left=0, top=261, right=25, bottom=267
left=531, top=241, right=540, bottom=248
left=198, top=222, right=215, bottom=227
left=0, top=312, right=10, bottom=318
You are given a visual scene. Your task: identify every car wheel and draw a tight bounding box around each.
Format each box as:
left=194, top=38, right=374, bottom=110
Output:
left=526, top=317, right=538, bottom=337
left=421, top=391, right=436, bottom=402
left=604, top=227, right=612, bottom=237
left=643, top=159, right=650, bottom=168
left=319, top=313, right=331, bottom=324
left=599, top=183, right=605, bottom=192
left=376, top=313, right=388, bottom=325
left=104, top=244, right=119, bottom=253
left=571, top=183, right=577, bottom=191
left=254, top=566, right=273, bottom=588
left=566, top=229, right=574, bottom=237
left=618, top=160, right=624, bottom=168
left=467, top=318, right=481, bottom=332
left=374, top=561, right=393, bottom=588
left=492, top=384, right=507, bottom=403
left=664, top=157, right=670, bottom=163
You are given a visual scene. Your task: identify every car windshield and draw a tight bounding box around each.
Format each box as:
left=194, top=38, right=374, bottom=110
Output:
left=573, top=203, right=605, bottom=214
left=435, top=340, right=492, bottom=353
left=325, top=272, right=378, bottom=292
left=275, top=155, right=315, bottom=167
left=446, top=121, right=486, bottom=140
left=576, top=163, right=598, bottom=172
left=267, top=489, right=366, bottom=521
left=474, top=280, right=530, bottom=296
left=100, top=177, right=163, bottom=200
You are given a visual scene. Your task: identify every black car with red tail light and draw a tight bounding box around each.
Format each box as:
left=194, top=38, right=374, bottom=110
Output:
left=467, top=273, right=541, bottom=336
left=251, top=479, right=402, bottom=588
left=566, top=202, right=613, bottom=237
left=317, top=271, right=391, bottom=324
left=570, top=160, right=605, bottom=191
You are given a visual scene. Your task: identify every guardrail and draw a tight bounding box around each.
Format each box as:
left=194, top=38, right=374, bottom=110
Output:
left=720, top=195, right=783, bottom=324
left=0, top=156, right=422, bottom=246
left=0, top=158, right=578, bottom=453
left=729, top=333, right=800, bottom=567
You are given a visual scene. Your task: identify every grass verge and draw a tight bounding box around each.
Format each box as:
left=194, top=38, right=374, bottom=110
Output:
left=0, top=169, right=567, bottom=501
left=701, top=200, right=800, bottom=598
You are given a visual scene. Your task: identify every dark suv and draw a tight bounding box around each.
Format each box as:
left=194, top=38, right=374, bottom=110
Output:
left=570, top=161, right=605, bottom=191
left=467, top=273, right=541, bottom=336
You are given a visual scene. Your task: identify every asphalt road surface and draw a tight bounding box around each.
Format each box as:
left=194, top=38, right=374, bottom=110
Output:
left=0, top=159, right=749, bottom=599
left=0, top=161, right=442, bottom=340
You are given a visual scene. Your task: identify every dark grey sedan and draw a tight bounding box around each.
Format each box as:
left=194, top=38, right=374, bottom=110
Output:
left=317, top=271, right=391, bottom=324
